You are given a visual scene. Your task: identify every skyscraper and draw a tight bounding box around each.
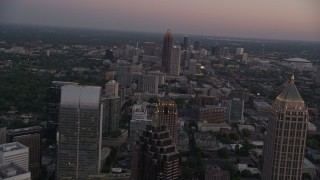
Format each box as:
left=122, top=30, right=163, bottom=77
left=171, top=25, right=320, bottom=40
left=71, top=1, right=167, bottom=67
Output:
left=6, top=126, right=42, bottom=179
left=170, top=45, right=181, bottom=76
left=137, top=74, right=159, bottom=93
left=56, top=85, right=102, bottom=180
left=105, top=80, right=119, bottom=96
left=131, top=125, right=179, bottom=180
left=162, top=29, right=174, bottom=74
left=117, top=64, right=132, bottom=88
left=129, top=102, right=151, bottom=145
left=262, top=75, right=308, bottom=180
left=183, top=36, right=189, bottom=50
left=101, top=96, right=121, bottom=134
left=155, top=95, right=179, bottom=144
left=228, top=98, right=244, bottom=124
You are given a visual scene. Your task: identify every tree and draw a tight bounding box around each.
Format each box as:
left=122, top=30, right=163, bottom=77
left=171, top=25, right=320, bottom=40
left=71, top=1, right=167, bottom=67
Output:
left=241, top=169, right=252, bottom=177
left=217, top=148, right=229, bottom=159
left=242, top=128, right=251, bottom=138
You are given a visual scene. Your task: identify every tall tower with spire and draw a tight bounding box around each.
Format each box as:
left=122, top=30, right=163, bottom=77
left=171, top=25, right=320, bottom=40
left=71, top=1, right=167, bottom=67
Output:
left=162, top=29, right=174, bottom=74
left=262, top=75, right=308, bottom=180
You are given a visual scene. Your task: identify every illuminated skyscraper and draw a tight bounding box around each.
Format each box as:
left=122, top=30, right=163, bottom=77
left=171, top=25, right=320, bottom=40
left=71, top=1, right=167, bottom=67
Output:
left=56, top=85, right=102, bottom=180
left=154, top=95, right=179, bottom=144
left=262, top=75, right=308, bottom=180
left=162, top=29, right=174, bottom=74
left=131, top=125, right=179, bottom=180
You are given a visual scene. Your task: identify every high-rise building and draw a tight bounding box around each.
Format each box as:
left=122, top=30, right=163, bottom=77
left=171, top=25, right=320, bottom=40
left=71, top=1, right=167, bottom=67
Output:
left=129, top=103, right=151, bottom=145
left=6, top=126, right=42, bottom=179
left=0, top=127, right=6, bottom=144
left=194, top=41, right=200, bottom=51
left=162, top=29, right=174, bottom=74
left=101, top=96, right=121, bottom=134
left=143, top=42, right=155, bottom=56
left=170, top=45, right=181, bottom=76
left=105, top=80, right=119, bottom=96
left=0, top=142, right=29, bottom=171
left=131, top=125, right=179, bottom=180
left=137, top=74, right=159, bottom=93
left=155, top=95, right=179, bottom=144
left=241, top=53, right=249, bottom=64
left=236, top=48, right=244, bottom=55
left=47, top=81, right=78, bottom=123
left=57, top=85, right=102, bottom=180
left=211, top=45, right=222, bottom=56
left=0, top=162, right=31, bottom=180
left=183, top=36, right=189, bottom=50
left=228, top=98, right=244, bottom=124
left=117, top=64, right=132, bottom=88
left=262, top=75, right=308, bottom=180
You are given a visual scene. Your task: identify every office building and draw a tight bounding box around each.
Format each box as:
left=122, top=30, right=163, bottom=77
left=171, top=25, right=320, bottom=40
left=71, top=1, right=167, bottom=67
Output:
left=170, top=45, right=181, bottom=76
left=154, top=95, right=179, bottom=144
left=241, top=53, right=249, bottom=64
left=236, top=48, right=244, bottom=55
left=101, top=96, right=121, bottom=134
left=105, top=80, right=119, bottom=96
left=205, top=165, right=230, bottom=180
left=0, top=162, right=31, bottom=180
left=6, top=126, right=42, bottom=179
left=262, top=75, right=308, bottom=180
left=183, top=36, right=189, bottom=50
left=0, top=127, right=6, bottom=145
left=143, top=42, right=155, bottom=56
left=47, top=81, right=78, bottom=123
left=131, top=125, right=179, bottom=180
left=57, top=85, right=102, bottom=180
left=117, top=64, right=132, bottom=88
left=162, top=29, right=174, bottom=74
left=0, top=142, right=29, bottom=171
left=228, top=98, right=244, bottom=124
left=198, top=105, right=228, bottom=124
left=129, top=103, right=151, bottom=145
left=137, top=74, right=159, bottom=93
left=211, top=45, right=222, bottom=56
left=194, top=41, right=200, bottom=50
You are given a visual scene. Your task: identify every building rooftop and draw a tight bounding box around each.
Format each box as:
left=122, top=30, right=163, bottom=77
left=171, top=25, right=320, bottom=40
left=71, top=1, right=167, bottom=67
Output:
left=60, top=85, right=101, bottom=108
left=276, top=75, right=304, bottom=102
left=6, top=126, right=42, bottom=135
left=0, top=142, right=28, bottom=153
left=284, top=58, right=311, bottom=63
left=0, top=163, right=30, bottom=179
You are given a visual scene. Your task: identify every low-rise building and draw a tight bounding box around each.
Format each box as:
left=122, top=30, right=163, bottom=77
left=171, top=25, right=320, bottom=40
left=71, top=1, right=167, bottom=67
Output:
left=0, top=163, right=31, bottom=180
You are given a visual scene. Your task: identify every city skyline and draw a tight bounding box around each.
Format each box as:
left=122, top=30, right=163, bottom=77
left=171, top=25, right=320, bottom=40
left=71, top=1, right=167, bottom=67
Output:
left=1, top=0, right=319, bottom=41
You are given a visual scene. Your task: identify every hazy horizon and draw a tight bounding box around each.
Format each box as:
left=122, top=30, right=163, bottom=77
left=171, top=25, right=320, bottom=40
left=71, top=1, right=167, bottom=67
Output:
left=1, top=0, right=319, bottom=41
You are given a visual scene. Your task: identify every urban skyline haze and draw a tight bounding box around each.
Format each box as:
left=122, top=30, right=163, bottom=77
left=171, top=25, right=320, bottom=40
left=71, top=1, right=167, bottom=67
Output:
left=1, top=0, right=319, bottom=41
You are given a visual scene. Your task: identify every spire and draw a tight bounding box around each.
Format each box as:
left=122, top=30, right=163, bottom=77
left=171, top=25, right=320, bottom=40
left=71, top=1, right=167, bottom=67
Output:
left=164, top=28, right=173, bottom=38
left=290, top=74, right=295, bottom=84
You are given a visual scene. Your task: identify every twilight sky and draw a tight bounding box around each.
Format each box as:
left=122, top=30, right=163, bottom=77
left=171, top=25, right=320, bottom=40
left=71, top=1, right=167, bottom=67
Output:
left=1, top=0, right=319, bottom=41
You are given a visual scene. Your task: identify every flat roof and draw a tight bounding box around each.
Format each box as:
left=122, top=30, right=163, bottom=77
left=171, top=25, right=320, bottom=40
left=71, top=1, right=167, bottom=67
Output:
left=0, top=163, right=29, bottom=178
left=7, top=126, right=42, bottom=134
left=61, top=85, right=101, bottom=108
left=284, top=58, right=311, bottom=63
left=0, top=142, right=28, bottom=153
